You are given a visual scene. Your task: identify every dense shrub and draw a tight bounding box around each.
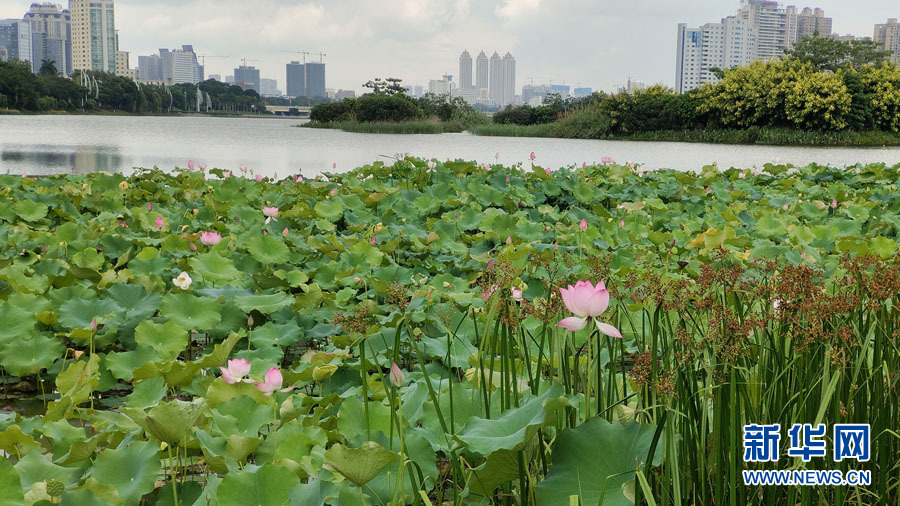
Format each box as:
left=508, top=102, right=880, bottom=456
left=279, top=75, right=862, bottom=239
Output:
left=354, top=94, right=421, bottom=122
left=310, top=99, right=356, bottom=123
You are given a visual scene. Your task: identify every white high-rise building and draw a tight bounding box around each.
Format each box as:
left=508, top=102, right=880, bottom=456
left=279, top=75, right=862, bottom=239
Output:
left=676, top=0, right=827, bottom=93
left=489, top=51, right=504, bottom=106
left=797, top=7, right=832, bottom=40
left=874, top=19, right=900, bottom=65
left=459, top=50, right=472, bottom=91
left=70, top=0, right=116, bottom=74
left=260, top=78, right=281, bottom=97
left=502, top=52, right=516, bottom=107
left=475, top=50, right=489, bottom=98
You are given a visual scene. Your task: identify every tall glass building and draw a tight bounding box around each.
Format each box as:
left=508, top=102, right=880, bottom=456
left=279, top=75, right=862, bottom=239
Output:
left=70, top=0, right=116, bottom=73
left=304, top=62, right=326, bottom=98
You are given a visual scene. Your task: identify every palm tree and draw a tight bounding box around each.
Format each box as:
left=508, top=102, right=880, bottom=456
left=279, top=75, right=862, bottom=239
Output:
left=39, top=59, right=57, bottom=76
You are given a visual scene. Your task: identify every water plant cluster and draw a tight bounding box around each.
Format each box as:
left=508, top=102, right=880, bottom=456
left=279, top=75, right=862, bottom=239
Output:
left=1, top=158, right=899, bottom=505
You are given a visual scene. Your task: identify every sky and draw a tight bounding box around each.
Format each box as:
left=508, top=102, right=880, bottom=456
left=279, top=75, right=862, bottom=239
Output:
left=1, top=0, right=897, bottom=94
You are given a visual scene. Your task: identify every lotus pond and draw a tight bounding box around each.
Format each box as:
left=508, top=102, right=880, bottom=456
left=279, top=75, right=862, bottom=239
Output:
left=1, top=159, right=899, bottom=505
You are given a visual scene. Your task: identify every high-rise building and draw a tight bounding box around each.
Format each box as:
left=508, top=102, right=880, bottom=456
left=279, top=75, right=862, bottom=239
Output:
left=234, top=65, right=260, bottom=93
left=676, top=1, right=826, bottom=93
left=459, top=50, right=472, bottom=90
left=162, top=46, right=201, bottom=84
left=69, top=0, right=116, bottom=73
left=137, top=54, right=162, bottom=81
left=260, top=78, right=280, bottom=97
left=428, top=74, right=452, bottom=95
left=573, top=87, right=593, bottom=98
left=207, top=74, right=221, bottom=82
left=305, top=62, right=326, bottom=98
left=502, top=52, right=516, bottom=107
left=489, top=51, right=503, bottom=106
left=24, top=3, right=71, bottom=75
left=115, top=50, right=129, bottom=77
left=796, top=7, right=832, bottom=39
left=0, top=19, right=33, bottom=65
left=286, top=61, right=306, bottom=97
left=475, top=50, right=488, bottom=96
left=874, top=19, right=900, bottom=65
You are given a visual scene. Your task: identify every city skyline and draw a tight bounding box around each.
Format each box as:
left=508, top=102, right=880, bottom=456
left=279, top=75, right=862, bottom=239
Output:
left=0, top=0, right=898, bottom=94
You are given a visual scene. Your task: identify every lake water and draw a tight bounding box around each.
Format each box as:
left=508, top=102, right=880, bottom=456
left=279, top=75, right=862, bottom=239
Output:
left=1, top=115, right=899, bottom=176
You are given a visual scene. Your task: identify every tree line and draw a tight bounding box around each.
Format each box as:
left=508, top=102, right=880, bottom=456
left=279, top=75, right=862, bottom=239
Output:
left=0, top=60, right=268, bottom=114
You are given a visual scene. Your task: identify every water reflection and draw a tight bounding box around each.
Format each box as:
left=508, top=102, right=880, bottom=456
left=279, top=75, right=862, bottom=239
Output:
left=2, top=145, right=124, bottom=175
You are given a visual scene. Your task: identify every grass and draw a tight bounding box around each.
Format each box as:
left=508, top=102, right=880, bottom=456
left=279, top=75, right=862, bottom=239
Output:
left=302, top=119, right=467, bottom=134
left=468, top=122, right=900, bottom=146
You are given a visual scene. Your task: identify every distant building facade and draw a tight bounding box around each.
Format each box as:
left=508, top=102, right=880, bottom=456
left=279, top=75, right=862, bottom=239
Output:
left=234, top=65, right=260, bottom=93
left=874, top=19, right=900, bottom=65
left=676, top=1, right=834, bottom=93
left=304, top=62, right=326, bottom=97
left=260, top=77, right=280, bottom=97
left=335, top=89, right=355, bottom=100
left=0, top=19, right=32, bottom=65
left=24, top=2, right=71, bottom=75
left=69, top=0, right=116, bottom=73
left=475, top=50, right=488, bottom=98
left=459, top=49, right=472, bottom=90
left=285, top=61, right=305, bottom=97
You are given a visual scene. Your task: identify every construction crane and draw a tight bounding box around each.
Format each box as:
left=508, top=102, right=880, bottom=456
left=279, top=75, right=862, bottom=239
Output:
left=280, top=50, right=310, bottom=63
left=197, top=54, right=229, bottom=66
left=240, top=58, right=260, bottom=67
left=312, top=52, right=326, bottom=63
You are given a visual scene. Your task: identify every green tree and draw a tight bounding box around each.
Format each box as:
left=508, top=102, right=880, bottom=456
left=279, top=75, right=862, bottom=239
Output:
left=39, top=59, right=58, bottom=76
left=362, top=77, right=406, bottom=96
left=785, top=35, right=892, bottom=71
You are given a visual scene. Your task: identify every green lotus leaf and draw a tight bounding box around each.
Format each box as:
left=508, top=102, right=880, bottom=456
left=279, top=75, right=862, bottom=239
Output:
left=57, top=297, right=123, bottom=330
left=0, top=302, right=36, bottom=347
left=0, top=332, right=63, bottom=376
left=314, top=199, right=344, bottom=221
left=324, top=442, right=400, bottom=487
left=233, top=293, right=293, bottom=314
left=189, top=251, right=247, bottom=287
left=144, top=398, right=207, bottom=444
left=160, top=293, right=222, bottom=330
left=104, top=348, right=160, bottom=381
left=246, top=234, right=291, bottom=264
left=0, top=456, right=23, bottom=506
left=535, top=419, right=661, bottom=506
left=134, top=319, right=188, bottom=361
left=0, top=425, right=40, bottom=459
left=14, top=449, right=81, bottom=490
left=14, top=200, right=48, bottom=222
left=210, top=396, right=272, bottom=438
left=215, top=464, right=299, bottom=506
left=456, top=382, right=569, bottom=455
left=91, top=440, right=160, bottom=505
left=124, top=376, right=167, bottom=409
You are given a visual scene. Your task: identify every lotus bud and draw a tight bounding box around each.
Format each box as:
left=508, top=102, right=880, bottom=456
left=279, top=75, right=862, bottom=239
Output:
left=389, top=362, right=404, bottom=388
left=89, top=318, right=98, bottom=333
left=248, top=315, right=254, bottom=327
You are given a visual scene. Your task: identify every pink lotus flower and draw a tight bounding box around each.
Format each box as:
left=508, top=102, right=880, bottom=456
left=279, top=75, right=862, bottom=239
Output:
left=783, top=203, right=789, bottom=210
left=553, top=241, right=558, bottom=251
left=239, top=164, right=248, bottom=173
left=225, top=170, right=232, bottom=178
left=579, top=219, right=587, bottom=232
left=198, top=162, right=207, bottom=170
left=738, top=172, right=747, bottom=179
left=506, top=176, right=510, bottom=183
left=200, top=231, right=222, bottom=246
left=556, top=280, right=622, bottom=337
left=263, top=206, right=279, bottom=224
left=330, top=188, right=337, bottom=197
left=530, top=152, right=536, bottom=160
left=427, top=161, right=436, bottom=171
left=274, top=171, right=278, bottom=180
left=389, top=362, right=404, bottom=388
left=506, top=235, right=512, bottom=245
left=619, top=219, right=625, bottom=227
left=371, top=236, right=377, bottom=245
left=219, top=358, right=252, bottom=384
left=333, top=162, right=337, bottom=169
left=283, top=227, right=289, bottom=238
left=482, top=284, right=499, bottom=301
left=89, top=318, right=98, bottom=333
left=188, top=160, right=195, bottom=170
left=601, top=156, right=614, bottom=165
left=583, top=162, right=587, bottom=168
left=147, top=203, right=153, bottom=211
left=248, top=314, right=254, bottom=327
left=154, top=216, right=165, bottom=229
left=255, top=367, right=294, bottom=396
left=511, top=287, right=523, bottom=302
left=190, top=242, right=197, bottom=251
left=255, top=174, right=263, bottom=182
left=545, top=168, right=551, bottom=175
left=831, top=199, right=838, bottom=208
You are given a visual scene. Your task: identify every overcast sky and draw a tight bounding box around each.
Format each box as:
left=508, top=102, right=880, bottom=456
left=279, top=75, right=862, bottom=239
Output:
left=1, top=0, right=897, bottom=93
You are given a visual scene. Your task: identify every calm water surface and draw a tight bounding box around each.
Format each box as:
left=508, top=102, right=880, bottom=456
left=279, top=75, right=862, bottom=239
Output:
left=1, top=115, right=899, bottom=176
